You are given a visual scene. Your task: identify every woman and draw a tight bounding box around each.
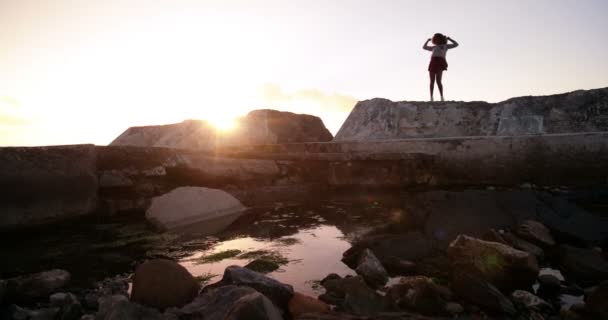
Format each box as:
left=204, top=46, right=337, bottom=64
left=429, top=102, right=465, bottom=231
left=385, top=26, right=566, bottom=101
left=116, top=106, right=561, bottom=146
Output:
left=423, top=33, right=459, bottom=102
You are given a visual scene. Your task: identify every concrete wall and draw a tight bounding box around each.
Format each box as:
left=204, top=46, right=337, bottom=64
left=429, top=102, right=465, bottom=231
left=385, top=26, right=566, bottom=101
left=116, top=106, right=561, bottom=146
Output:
left=334, top=87, right=608, bottom=141
left=0, top=145, right=98, bottom=230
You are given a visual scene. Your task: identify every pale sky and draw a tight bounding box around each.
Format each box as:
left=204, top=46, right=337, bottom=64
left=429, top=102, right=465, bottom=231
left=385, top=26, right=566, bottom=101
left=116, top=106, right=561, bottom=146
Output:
left=1, top=0, right=607, bottom=146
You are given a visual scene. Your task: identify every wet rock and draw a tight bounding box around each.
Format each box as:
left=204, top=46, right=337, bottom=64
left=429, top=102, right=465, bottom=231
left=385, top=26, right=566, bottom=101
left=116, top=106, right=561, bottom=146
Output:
left=557, top=245, right=608, bottom=286
left=80, top=315, right=95, bottom=320
left=537, top=274, right=561, bottom=298
left=354, top=249, right=388, bottom=288
left=10, top=305, right=60, bottom=320
left=97, top=294, right=163, bottom=320
left=6, top=269, right=71, bottom=302
left=381, top=257, right=416, bottom=276
left=342, top=232, right=433, bottom=269
left=294, top=312, right=366, bottom=320
left=174, top=285, right=283, bottom=320
left=295, top=311, right=448, bottom=320
left=245, top=259, right=281, bottom=274
left=451, top=272, right=516, bottom=315
left=146, top=187, right=247, bottom=231
left=511, top=290, right=552, bottom=312
left=585, top=281, right=608, bottom=319
left=49, top=292, right=83, bottom=320
left=99, top=170, right=133, bottom=187
left=318, top=275, right=387, bottom=316
left=97, top=276, right=129, bottom=297
left=444, top=302, right=464, bottom=315
left=516, top=220, right=555, bottom=247
left=131, top=259, right=200, bottom=310
left=447, top=235, right=539, bottom=292
left=385, top=276, right=452, bottom=316
left=288, top=292, right=330, bottom=317
left=216, top=265, right=294, bottom=309
left=485, top=228, right=544, bottom=259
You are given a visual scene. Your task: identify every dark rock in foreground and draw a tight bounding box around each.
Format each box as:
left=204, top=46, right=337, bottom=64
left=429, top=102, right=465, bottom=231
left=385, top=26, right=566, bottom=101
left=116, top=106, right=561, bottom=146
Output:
left=557, top=245, right=608, bottom=286
left=130, top=259, right=200, bottom=310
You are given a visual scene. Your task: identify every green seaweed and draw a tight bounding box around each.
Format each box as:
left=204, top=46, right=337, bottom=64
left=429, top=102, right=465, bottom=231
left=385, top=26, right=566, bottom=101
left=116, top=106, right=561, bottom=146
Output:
left=193, top=249, right=242, bottom=264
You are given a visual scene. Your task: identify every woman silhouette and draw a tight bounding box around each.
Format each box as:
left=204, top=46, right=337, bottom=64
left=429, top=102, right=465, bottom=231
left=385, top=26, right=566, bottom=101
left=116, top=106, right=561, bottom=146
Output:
left=423, top=33, right=459, bottom=102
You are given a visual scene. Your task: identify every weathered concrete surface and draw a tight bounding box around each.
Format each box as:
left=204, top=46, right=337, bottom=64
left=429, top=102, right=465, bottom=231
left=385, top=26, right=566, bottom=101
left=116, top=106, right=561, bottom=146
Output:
left=334, top=87, right=608, bottom=140
left=110, top=109, right=332, bottom=150
left=0, top=145, right=98, bottom=230
left=96, top=146, right=329, bottom=214
left=218, top=132, right=608, bottom=188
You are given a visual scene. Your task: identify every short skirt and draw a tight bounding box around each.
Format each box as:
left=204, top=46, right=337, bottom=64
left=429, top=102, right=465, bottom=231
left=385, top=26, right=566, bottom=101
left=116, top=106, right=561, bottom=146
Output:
left=428, top=56, right=448, bottom=72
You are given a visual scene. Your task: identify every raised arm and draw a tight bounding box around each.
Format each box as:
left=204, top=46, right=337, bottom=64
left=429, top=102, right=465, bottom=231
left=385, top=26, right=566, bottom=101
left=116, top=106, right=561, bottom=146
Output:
left=423, top=38, right=433, bottom=51
left=446, top=37, right=459, bottom=49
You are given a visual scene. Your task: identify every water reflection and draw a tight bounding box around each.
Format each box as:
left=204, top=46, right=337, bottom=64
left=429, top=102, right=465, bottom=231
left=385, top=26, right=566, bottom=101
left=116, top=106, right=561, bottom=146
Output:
left=180, top=225, right=355, bottom=296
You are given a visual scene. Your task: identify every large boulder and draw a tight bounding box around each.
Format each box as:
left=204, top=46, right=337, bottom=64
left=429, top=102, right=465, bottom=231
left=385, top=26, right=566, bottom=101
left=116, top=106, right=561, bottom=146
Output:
left=0, top=145, right=98, bottom=230
left=175, top=285, right=283, bottom=320
left=334, top=87, right=608, bottom=141
left=215, top=266, right=294, bottom=309
left=130, top=259, right=200, bottom=309
left=97, top=294, right=163, bottom=320
left=557, top=245, right=608, bottom=286
left=447, top=235, right=539, bottom=292
left=145, top=187, right=247, bottom=232
left=110, top=109, right=333, bottom=150
left=4, top=269, right=71, bottom=302
left=318, top=275, right=387, bottom=316
left=516, top=220, right=555, bottom=247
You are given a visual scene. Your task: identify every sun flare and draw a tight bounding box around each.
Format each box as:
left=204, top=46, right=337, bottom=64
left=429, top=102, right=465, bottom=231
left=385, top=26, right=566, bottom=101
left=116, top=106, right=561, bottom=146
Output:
left=208, top=116, right=238, bottom=132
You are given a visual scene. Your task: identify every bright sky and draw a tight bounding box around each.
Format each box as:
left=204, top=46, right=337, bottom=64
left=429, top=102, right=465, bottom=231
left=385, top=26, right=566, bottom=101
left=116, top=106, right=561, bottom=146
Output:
left=1, top=0, right=607, bottom=146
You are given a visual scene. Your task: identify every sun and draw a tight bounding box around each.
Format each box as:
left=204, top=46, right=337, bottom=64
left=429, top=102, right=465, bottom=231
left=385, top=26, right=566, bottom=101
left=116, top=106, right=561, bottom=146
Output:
left=208, top=116, right=238, bottom=132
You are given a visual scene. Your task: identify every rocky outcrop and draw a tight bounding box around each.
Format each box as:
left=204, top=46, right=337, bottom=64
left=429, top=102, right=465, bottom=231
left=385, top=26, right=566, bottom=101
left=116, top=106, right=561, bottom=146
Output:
left=354, top=249, right=388, bottom=288
left=334, top=87, right=608, bottom=141
left=130, top=259, right=200, bottom=309
left=110, top=109, right=333, bottom=150
left=145, top=187, right=247, bottom=232
left=0, top=145, right=98, bottom=230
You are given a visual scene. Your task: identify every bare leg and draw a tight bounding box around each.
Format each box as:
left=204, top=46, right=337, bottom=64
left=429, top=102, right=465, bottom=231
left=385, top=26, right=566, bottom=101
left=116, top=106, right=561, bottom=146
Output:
left=429, top=71, right=436, bottom=101
left=436, top=71, right=444, bottom=101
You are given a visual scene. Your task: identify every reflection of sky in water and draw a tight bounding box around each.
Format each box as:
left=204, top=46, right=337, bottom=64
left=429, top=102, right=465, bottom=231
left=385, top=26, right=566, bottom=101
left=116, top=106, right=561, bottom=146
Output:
left=180, top=225, right=355, bottom=296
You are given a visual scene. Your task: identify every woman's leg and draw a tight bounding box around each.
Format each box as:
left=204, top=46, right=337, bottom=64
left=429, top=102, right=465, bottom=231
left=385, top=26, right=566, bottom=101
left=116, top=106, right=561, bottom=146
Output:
left=436, top=71, right=444, bottom=101
left=429, top=71, right=436, bottom=101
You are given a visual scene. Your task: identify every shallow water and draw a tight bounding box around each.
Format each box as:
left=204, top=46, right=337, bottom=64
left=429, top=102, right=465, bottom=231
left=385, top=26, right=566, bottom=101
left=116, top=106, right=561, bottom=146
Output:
left=0, top=195, right=396, bottom=295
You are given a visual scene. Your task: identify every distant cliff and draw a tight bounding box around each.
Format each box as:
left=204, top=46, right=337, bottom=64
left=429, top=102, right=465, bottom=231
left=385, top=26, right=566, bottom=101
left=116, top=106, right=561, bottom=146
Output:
left=110, top=109, right=333, bottom=150
left=334, top=87, right=608, bottom=141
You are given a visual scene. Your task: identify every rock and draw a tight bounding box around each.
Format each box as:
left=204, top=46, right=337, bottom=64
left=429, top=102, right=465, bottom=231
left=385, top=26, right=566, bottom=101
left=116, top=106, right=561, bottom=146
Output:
left=319, top=275, right=387, bottom=316
left=245, top=259, right=281, bottom=274
left=0, top=279, right=5, bottom=304
left=97, top=276, right=130, bottom=297
left=216, top=265, right=294, bottom=309
left=585, top=281, right=608, bottom=319
left=49, top=292, right=83, bottom=320
left=174, top=285, right=283, bottom=320
left=386, top=276, right=452, bottom=316
left=342, top=232, right=433, bottom=269
left=97, top=294, right=163, bottom=320
left=451, top=272, right=516, bottom=315
left=354, top=249, right=388, bottom=288
left=110, top=110, right=333, bottom=150
left=557, top=245, right=608, bottom=286
left=288, top=292, right=330, bottom=317
left=537, top=274, right=562, bottom=298
left=334, top=88, right=608, bottom=141
left=484, top=229, right=544, bottom=259
left=516, top=220, right=555, bottom=247
left=447, top=235, right=539, bottom=292
left=6, top=269, right=71, bottom=302
left=130, top=259, right=199, bottom=310
left=444, top=302, right=464, bottom=315
left=381, top=257, right=416, bottom=276
left=511, top=290, right=552, bottom=311
left=10, top=305, right=60, bottom=320
left=0, top=145, right=98, bottom=230
left=145, top=187, right=247, bottom=231
left=294, top=312, right=365, bottom=320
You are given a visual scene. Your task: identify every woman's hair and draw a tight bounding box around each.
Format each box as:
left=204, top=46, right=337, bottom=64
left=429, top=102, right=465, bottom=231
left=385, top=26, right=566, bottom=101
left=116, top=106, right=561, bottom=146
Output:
left=432, top=33, right=447, bottom=45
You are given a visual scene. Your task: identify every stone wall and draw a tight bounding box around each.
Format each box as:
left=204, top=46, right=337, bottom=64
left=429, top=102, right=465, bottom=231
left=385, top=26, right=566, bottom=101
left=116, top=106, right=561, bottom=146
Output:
left=0, top=145, right=98, bottom=230
left=334, top=87, right=608, bottom=141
